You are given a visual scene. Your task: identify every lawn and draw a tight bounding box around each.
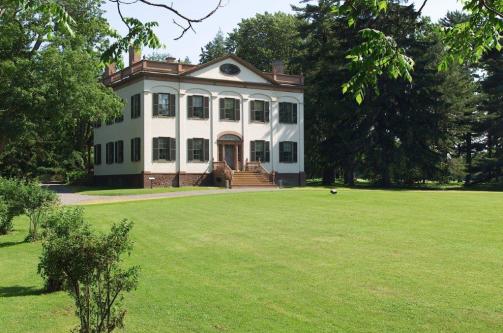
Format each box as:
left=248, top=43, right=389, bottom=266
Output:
left=69, top=185, right=220, bottom=196
left=1, top=188, right=503, bottom=332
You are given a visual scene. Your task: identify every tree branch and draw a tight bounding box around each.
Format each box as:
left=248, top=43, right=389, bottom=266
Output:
left=135, top=0, right=223, bottom=39
left=480, top=0, right=503, bottom=18
left=417, top=0, right=429, bottom=14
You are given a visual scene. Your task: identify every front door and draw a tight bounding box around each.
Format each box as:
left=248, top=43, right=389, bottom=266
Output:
left=224, top=144, right=235, bottom=169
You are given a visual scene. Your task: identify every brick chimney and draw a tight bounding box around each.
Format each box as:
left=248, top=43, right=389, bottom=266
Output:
left=103, top=63, right=116, bottom=77
left=128, top=46, right=141, bottom=66
left=272, top=60, right=285, bottom=75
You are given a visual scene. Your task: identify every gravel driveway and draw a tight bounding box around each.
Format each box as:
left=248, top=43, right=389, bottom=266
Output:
left=44, top=184, right=279, bottom=205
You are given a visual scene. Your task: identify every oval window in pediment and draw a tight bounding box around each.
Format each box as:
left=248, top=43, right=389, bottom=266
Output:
left=220, top=63, right=241, bottom=75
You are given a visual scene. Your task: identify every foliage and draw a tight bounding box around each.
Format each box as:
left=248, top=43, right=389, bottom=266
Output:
left=330, top=0, right=503, bottom=103
left=21, top=181, right=59, bottom=241
left=226, top=12, right=303, bottom=73
left=0, top=0, right=123, bottom=178
left=199, top=29, right=230, bottom=63
left=295, top=1, right=481, bottom=186
left=39, top=216, right=139, bottom=333
left=0, top=199, right=11, bottom=235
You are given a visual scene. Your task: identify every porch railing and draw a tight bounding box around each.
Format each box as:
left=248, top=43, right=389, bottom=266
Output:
left=212, top=160, right=233, bottom=185
left=245, top=160, right=275, bottom=183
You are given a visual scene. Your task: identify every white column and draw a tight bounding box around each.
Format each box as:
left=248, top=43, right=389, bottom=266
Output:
left=299, top=102, right=305, bottom=173
left=270, top=97, right=278, bottom=174
left=178, top=90, right=187, bottom=173
left=143, top=90, right=152, bottom=172
left=211, top=95, right=219, bottom=163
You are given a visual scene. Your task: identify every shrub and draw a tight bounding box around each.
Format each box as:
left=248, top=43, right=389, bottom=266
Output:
left=0, top=199, right=12, bottom=235
left=39, top=215, right=139, bottom=333
left=20, top=181, right=59, bottom=241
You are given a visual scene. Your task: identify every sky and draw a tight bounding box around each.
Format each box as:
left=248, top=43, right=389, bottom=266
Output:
left=103, top=0, right=463, bottom=63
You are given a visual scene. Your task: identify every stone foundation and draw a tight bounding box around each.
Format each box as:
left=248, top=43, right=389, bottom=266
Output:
left=95, top=171, right=305, bottom=188
left=275, top=172, right=306, bottom=187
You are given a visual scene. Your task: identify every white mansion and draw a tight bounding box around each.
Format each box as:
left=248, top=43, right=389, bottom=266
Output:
left=94, top=48, right=304, bottom=188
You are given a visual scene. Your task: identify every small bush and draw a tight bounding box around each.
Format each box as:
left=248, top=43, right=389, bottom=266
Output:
left=39, top=214, right=139, bottom=332
left=0, top=199, right=12, bottom=235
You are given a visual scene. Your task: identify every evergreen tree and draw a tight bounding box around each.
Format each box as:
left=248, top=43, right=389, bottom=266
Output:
left=199, top=29, right=229, bottom=64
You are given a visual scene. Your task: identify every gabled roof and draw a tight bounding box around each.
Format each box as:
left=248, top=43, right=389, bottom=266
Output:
left=181, top=54, right=279, bottom=85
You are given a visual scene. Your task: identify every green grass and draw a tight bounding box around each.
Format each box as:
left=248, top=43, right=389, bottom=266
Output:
left=1, top=188, right=503, bottom=332
left=69, top=185, right=220, bottom=196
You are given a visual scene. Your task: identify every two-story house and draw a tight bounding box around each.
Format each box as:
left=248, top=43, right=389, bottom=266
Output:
left=94, top=48, right=304, bottom=188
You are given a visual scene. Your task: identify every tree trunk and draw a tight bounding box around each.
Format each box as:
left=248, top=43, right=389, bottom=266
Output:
left=322, top=167, right=335, bottom=185
left=465, top=133, right=472, bottom=185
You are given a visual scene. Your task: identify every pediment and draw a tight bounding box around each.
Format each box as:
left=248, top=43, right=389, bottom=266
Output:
left=184, top=56, right=273, bottom=85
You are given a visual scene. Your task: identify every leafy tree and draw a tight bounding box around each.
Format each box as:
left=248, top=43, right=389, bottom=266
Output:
left=146, top=51, right=173, bottom=61
left=329, top=0, right=503, bottom=103
left=226, top=12, right=303, bottom=73
left=0, top=0, right=123, bottom=178
left=199, top=29, right=229, bottom=63
left=39, top=217, right=139, bottom=333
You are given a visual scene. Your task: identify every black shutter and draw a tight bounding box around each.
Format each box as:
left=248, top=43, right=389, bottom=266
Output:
left=219, top=98, right=225, bottom=119
left=265, top=141, right=270, bottom=162
left=169, top=137, right=176, bottom=161
left=187, top=139, right=193, bottom=161
left=117, top=141, right=123, bottom=163
left=153, top=138, right=159, bottom=161
left=169, top=94, right=176, bottom=117
left=250, top=141, right=256, bottom=161
left=265, top=102, right=270, bottom=122
left=293, top=104, right=298, bottom=123
left=204, top=97, right=209, bottom=119
left=203, top=139, right=209, bottom=161
left=187, top=96, right=193, bottom=118
left=130, top=96, right=134, bottom=118
left=130, top=139, right=134, bottom=161
left=153, top=93, right=159, bottom=116
left=250, top=100, right=255, bottom=121
left=293, top=142, right=298, bottom=162
left=235, top=99, right=240, bottom=121
left=137, top=138, right=141, bottom=161
left=114, top=141, right=118, bottom=163
left=279, top=142, right=284, bottom=163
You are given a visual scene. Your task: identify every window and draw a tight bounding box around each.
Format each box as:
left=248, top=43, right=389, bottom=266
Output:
left=188, top=95, right=209, bottom=119
left=105, top=118, right=114, bottom=126
left=279, top=141, right=298, bottom=163
left=153, top=137, right=176, bottom=161
left=94, top=144, right=101, bottom=165
left=279, top=102, right=298, bottom=124
left=219, top=98, right=240, bottom=121
left=131, top=137, right=141, bottom=162
left=106, top=142, right=114, bottom=164
left=114, top=140, right=124, bottom=163
left=250, top=100, right=269, bottom=123
left=187, top=138, right=209, bottom=162
left=153, top=93, right=176, bottom=117
left=131, top=94, right=141, bottom=118
left=250, top=140, right=270, bottom=162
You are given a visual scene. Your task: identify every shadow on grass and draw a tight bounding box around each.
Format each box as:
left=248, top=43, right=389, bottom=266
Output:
left=0, top=240, right=25, bottom=248
left=305, top=179, right=503, bottom=192
left=0, top=286, right=46, bottom=298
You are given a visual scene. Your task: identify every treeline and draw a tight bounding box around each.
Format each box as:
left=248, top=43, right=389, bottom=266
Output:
left=200, top=2, right=502, bottom=186
left=1, top=1, right=501, bottom=186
